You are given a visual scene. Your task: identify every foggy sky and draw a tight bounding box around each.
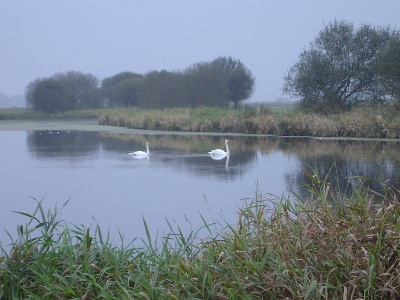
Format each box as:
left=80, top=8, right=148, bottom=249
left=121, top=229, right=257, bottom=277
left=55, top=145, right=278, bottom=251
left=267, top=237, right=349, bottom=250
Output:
left=1, top=1, right=400, bottom=103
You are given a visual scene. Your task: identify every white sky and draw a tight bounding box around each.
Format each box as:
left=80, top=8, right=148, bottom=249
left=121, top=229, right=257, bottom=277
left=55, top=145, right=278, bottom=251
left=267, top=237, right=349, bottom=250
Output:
left=1, top=1, right=399, bottom=102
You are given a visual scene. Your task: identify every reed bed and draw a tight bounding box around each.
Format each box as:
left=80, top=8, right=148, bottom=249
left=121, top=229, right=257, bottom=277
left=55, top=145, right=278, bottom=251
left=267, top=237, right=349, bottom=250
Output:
left=98, top=106, right=400, bottom=138
left=1, top=173, right=400, bottom=299
left=3, top=105, right=399, bottom=138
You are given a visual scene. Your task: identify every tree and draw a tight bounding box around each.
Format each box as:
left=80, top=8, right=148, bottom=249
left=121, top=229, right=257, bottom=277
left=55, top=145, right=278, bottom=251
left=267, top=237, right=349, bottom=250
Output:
left=25, top=78, right=42, bottom=108
left=112, top=77, right=142, bottom=107
left=53, top=71, right=100, bottom=109
left=184, top=62, right=230, bottom=107
left=100, top=72, right=143, bottom=107
left=378, top=37, right=400, bottom=103
left=26, top=78, right=75, bottom=113
left=26, top=71, right=101, bottom=112
left=183, top=56, right=255, bottom=108
left=136, top=70, right=185, bottom=108
left=212, top=56, right=255, bottom=108
left=283, top=20, right=399, bottom=113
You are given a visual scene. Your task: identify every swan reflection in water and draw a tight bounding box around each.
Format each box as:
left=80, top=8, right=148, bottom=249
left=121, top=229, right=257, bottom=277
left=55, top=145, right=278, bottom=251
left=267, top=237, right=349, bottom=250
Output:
left=210, top=153, right=230, bottom=170
left=129, top=142, right=150, bottom=159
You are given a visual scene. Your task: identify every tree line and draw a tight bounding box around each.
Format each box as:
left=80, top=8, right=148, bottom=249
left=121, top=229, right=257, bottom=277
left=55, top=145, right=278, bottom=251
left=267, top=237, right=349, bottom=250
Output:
left=26, top=20, right=399, bottom=115
left=26, top=56, right=255, bottom=113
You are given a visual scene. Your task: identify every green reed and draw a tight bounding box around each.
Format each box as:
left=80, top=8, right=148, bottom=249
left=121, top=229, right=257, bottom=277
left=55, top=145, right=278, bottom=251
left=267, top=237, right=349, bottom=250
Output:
left=1, top=173, right=399, bottom=299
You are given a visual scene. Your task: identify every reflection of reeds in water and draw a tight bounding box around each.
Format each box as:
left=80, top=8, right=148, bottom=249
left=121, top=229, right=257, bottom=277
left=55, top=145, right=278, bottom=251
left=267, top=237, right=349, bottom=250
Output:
left=279, top=139, right=400, bottom=163
left=99, top=131, right=400, bottom=163
left=100, top=132, right=239, bottom=154
left=2, top=174, right=400, bottom=299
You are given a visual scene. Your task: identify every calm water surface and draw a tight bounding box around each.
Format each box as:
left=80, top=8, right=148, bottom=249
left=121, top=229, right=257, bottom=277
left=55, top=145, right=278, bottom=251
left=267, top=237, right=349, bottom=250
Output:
left=1, top=129, right=399, bottom=247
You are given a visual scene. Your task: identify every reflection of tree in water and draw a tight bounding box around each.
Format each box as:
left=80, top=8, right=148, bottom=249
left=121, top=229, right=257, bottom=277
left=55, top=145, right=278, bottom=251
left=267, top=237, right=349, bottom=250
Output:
left=27, top=131, right=101, bottom=159
left=100, top=133, right=149, bottom=153
left=27, top=131, right=258, bottom=181
left=282, top=139, right=400, bottom=199
left=27, top=130, right=400, bottom=189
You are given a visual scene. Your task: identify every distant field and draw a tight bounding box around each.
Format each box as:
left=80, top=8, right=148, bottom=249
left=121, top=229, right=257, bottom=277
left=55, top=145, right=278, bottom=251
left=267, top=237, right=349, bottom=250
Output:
left=0, top=107, right=102, bottom=120
left=0, top=107, right=43, bottom=119
left=246, top=101, right=297, bottom=114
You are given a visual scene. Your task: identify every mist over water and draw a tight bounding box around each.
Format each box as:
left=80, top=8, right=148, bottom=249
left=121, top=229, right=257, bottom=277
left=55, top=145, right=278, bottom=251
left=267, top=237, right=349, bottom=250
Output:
left=1, top=130, right=399, bottom=247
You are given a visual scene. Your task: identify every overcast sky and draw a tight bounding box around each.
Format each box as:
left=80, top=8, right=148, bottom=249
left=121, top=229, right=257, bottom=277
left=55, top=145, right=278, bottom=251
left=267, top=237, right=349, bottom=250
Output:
left=1, top=1, right=400, bottom=102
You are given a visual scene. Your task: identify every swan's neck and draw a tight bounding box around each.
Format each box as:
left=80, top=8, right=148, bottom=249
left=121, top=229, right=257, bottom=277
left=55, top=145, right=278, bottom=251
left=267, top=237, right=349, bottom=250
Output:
left=146, top=144, right=149, bottom=154
left=225, top=141, right=230, bottom=154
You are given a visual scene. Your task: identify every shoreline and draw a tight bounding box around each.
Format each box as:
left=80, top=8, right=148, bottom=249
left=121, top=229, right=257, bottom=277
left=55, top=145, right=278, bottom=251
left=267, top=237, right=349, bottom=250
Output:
left=0, top=118, right=399, bottom=142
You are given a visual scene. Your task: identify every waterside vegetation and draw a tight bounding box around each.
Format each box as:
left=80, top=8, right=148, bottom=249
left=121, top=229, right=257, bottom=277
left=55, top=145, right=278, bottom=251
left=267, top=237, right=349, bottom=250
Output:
left=1, top=173, right=399, bottom=299
left=98, top=105, right=400, bottom=139
left=1, top=104, right=399, bottom=139
left=0, top=107, right=104, bottom=120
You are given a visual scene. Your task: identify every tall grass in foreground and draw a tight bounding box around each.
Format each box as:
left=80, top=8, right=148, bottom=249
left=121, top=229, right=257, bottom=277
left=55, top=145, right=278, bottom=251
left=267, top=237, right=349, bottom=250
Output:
left=1, top=175, right=400, bottom=299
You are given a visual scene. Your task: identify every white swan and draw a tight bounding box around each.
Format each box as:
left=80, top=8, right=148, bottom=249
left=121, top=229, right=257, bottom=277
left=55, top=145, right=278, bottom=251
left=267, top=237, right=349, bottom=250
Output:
left=210, top=154, right=227, bottom=160
left=129, top=142, right=149, bottom=157
left=208, top=139, right=229, bottom=156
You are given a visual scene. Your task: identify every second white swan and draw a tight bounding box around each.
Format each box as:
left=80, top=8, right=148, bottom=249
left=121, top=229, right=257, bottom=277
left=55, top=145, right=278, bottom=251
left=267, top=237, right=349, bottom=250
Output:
left=208, top=139, right=229, bottom=156
left=129, top=142, right=149, bottom=156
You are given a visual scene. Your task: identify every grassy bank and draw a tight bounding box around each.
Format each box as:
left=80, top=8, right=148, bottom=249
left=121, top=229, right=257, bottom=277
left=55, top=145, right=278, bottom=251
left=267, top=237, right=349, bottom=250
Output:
left=1, top=174, right=399, bottom=299
left=2, top=105, right=399, bottom=138
left=99, top=106, right=400, bottom=138
left=0, top=107, right=104, bottom=120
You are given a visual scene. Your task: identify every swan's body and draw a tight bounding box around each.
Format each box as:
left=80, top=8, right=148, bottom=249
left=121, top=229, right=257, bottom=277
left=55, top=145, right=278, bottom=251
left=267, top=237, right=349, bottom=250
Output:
left=210, top=154, right=227, bottom=160
left=208, top=139, right=229, bottom=156
left=129, top=142, right=149, bottom=157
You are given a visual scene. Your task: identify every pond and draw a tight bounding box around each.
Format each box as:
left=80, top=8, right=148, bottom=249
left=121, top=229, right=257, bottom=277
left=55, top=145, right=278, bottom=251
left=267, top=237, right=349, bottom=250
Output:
left=1, top=120, right=399, bottom=247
